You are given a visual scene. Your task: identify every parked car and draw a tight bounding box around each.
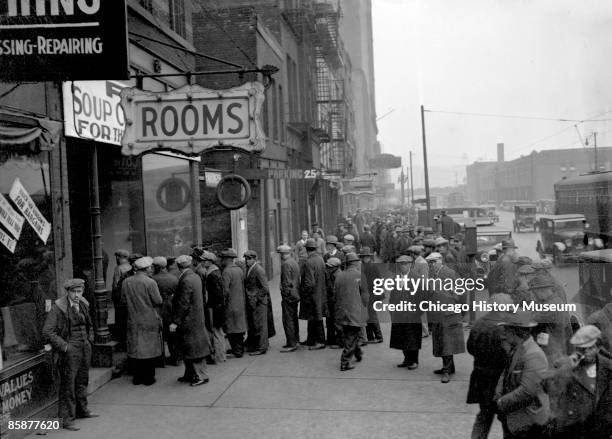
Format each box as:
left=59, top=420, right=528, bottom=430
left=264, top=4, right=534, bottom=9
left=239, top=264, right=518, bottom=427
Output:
left=536, top=214, right=589, bottom=265
left=479, top=204, right=499, bottom=223
left=512, top=204, right=537, bottom=232
left=571, top=248, right=612, bottom=320
left=473, top=226, right=513, bottom=279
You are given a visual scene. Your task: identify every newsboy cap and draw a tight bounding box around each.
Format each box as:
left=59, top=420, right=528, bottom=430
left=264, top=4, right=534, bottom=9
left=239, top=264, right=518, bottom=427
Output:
left=434, top=237, right=448, bottom=246
left=221, top=248, right=238, bottom=258
left=175, top=255, right=193, bottom=267
left=152, top=256, right=167, bottom=267
left=134, top=256, right=153, bottom=270
left=325, top=235, right=339, bottom=244
left=528, top=275, right=554, bottom=290
left=63, top=278, right=85, bottom=291
left=326, top=257, right=341, bottom=268
left=497, top=310, right=538, bottom=328
left=114, top=249, right=130, bottom=258
left=396, top=255, right=413, bottom=263
left=277, top=244, right=292, bottom=253
left=570, top=325, right=601, bottom=348
left=425, top=252, right=443, bottom=261
left=244, top=250, right=258, bottom=259
left=345, top=252, right=360, bottom=263
left=343, top=234, right=355, bottom=242
left=305, top=238, right=318, bottom=249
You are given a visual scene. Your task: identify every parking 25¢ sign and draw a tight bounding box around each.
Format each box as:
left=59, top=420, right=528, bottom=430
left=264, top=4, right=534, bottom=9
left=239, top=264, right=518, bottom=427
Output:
left=120, top=82, right=266, bottom=156
left=0, top=0, right=129, bottom=81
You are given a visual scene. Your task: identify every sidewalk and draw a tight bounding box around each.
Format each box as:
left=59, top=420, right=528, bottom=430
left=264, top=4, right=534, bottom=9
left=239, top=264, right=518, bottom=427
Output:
left=37, top=275, right=503, bottom=439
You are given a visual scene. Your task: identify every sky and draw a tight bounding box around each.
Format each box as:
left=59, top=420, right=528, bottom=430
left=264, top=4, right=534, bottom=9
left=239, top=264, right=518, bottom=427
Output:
left=371, top=0, right=612, bottom=188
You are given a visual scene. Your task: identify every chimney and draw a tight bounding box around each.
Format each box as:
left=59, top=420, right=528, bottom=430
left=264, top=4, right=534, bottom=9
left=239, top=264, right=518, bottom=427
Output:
left=497, top=143, right=504, bottom=162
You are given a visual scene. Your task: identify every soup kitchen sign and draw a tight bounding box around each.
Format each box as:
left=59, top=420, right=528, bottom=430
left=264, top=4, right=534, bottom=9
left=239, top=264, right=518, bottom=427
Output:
left=0, top=0, right=129, bottom=81
left=120, top=82, right=266, bottom=156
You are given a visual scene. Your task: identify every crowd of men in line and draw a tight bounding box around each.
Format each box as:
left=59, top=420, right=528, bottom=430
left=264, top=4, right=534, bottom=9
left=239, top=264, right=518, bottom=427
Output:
left=41, top=208, right=611, bottom=436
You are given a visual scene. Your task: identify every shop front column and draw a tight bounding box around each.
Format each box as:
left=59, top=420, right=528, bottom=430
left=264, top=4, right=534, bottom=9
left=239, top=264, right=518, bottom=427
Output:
left=90, top=143, right=117, bottom=367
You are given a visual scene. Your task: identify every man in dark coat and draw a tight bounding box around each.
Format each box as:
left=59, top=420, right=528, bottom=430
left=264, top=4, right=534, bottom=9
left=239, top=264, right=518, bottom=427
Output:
left=495, top=311, right=549, bottom=439
left=170, top=255, right=210, bottom=386
left=323, top=235, right=346, bottom=267
left=395, top=228, right=413, bottom=257
left=360, top=225, right=376, bottom=253
left=111, top=249, right=132, bottom=350
left=152, top=256, right=179, bottom=365
left=439, top=210, right=457, bottom=238
left=201, top=251, right=226, bottom=363
left=299, top=238, right=328, bottom=349
left=42, top=279, right=98, bottom=431
left=220, top=249, right=247, bottom=357
left=544, top=325, right=612, bottom=439
left=426, top=252, right=465, bottom=383
left=333, top=253, right=369, bottom=371
left=244, top=250, right=270, bottom=355
left=467, top=294, right=513, bottom=439
left=325, top=256, right=343, bottom=348
left=487, top=239, right=520, bottom=296
left=278, top=244, right=300, bottom=352
left=122, top=256, right=163, bottom=385
left=389, top=255, right=424, bottom=369
left=359, top=247, right=383, bottom=343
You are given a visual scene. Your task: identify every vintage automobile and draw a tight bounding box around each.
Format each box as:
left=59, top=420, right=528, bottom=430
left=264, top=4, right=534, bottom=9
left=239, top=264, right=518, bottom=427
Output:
left=473, top=226, right=513, bottom=279
left=479, top=204, right=500, bottom=223
left=571, top=249, right=612, bottom=321
left=512, top=204, right=537, bottom=232
left=536, top=214, right=592, bottom=265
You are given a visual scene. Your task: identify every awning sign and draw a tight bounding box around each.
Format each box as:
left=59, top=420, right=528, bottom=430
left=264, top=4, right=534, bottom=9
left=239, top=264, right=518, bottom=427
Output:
left=0, top=228, right=17, bottom=253
left=120, top=82, right=266, bottom=156
left=9, top=178, right=51, bottom=243
left=62, top=80, right=127, bottom=145
left=0, top=192, right=24, bottom=239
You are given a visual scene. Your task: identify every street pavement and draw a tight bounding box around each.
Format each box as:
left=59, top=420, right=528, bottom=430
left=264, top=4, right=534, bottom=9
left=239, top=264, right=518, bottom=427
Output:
left=38, top=211, right=584, bottom=439
left=38, top=276, right=503, bottom=439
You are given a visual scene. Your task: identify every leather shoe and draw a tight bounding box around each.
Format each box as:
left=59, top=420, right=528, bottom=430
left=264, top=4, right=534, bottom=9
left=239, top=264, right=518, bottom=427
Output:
left=308, top=343, right=326, bottom=350
left=433, top=368, right=455, bottom=375
left=280, top=346, right=297, bottom=353
left=340, top=364, right=355, bottom=371
left=63, top=424, right=80, bottom=431
left=355, top=353, right=363, bottom=362
left=328, top=344, right=342, bottom=349
left=249, top=350, right=267, bottom=356
left=441, top=373, right=451, bottom=383
left=190, top=378, right=209, bottom=387
left=407, top=363, right=418, bottom=370
left=177, top=376, right=190, bottom=383
left=77, top=412, right=99, bottom=418
left=397, top=362, right=409, bottom=368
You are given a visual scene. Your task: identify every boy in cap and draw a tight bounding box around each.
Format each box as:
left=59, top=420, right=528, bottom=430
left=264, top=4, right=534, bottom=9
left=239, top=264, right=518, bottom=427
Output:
left=43, top=279, right=98, bottom=431
left=278, top=245, right=300, bottom=352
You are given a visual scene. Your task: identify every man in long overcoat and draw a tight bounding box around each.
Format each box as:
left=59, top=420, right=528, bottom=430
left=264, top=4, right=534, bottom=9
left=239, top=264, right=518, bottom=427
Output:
left=121, top=256, right=163, bottom=386
left=389, top=255, right=424, bottom=369
left=244, top=250, right=270, bottom=355
left=325, top=257, right=343, bottom=348
left=359, top=247, right=383, bottom=343
left=152, top=256, right=179, bottom=365
left=220, top=249, right=247, bottom=357
left=42, top=279, right=98, bottom=431
left=426, top=252, right=465, bottom=383
left=333, top=253, right=369, bottom=371
left=467, top=293, right=513, bottom=439
left=201, top=250, right=226, bottom=363
left=278, top=244, right=300, bottom=352
left=170, top=255, right=210, bottom=386
left=299, top=238, right=327, bottom=349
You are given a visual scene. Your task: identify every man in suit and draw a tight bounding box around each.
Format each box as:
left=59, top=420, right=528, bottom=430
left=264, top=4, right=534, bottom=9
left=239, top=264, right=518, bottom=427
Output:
left=495, top=311, right=549, bottom=439
left=244, top=250, right=269, bottom=355
left=220, top=249, right=247, bottom=357
left=169, top=255, right=210, bottom=386
left=43, top=279, right=99, bottom=431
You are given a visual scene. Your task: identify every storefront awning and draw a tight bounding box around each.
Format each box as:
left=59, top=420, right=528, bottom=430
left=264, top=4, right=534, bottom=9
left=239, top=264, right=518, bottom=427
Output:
left=0, top=110, right=62, bottom=152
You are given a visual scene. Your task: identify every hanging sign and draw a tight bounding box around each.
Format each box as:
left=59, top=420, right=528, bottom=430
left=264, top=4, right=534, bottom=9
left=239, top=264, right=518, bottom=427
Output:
left=120, top=82, right=266, bottom=156
left=0, top=227, right=17, bottom=253
left=0, top=0, right=129, bottom=81
left=62, top=80, right=127, bottom=145
left=9, top=178, right=51, bottom=243
left=0, top=192, right=24, bottom=239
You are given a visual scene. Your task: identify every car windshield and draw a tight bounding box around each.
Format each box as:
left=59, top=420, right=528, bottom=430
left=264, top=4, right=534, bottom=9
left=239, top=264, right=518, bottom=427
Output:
left=554, top=220, right=583, bottom=230
left=518, top=207, right=535, bottom=214
left=477, top=233, right=509, bottom=248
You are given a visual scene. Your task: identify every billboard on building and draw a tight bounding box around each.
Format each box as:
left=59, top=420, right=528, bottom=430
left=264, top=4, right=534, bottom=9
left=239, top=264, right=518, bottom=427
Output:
left=120, top=82, right=266, bottom=156
left=0, top=0, right=129, bottom=81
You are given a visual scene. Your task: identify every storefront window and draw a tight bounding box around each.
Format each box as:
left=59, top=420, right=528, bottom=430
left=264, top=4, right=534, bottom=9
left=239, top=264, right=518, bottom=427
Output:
left=0, top=150, right=53, bottom=370
left=142, top=153, right=195, bottom=257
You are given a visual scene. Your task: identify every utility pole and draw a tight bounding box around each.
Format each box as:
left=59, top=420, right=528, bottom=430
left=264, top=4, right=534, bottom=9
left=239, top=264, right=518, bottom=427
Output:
left=410, top=151, right=414, bottom=204
left=400, top=167, right=405, bottom=207
left=594, top=131, right=599, bottom=171
left=421, top=105, right=431, bottom=226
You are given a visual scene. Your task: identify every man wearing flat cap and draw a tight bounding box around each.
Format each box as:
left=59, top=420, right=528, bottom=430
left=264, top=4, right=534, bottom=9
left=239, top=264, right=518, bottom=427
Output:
left=495, top=311, right=549, bottom=438
left=299, top=238, right=327, bottom=349
left=220, top=249, right=247, bottom=357
left=152, top=256, right=180, bottom=366
left=200, top=251, right=226, bottom=363
left=323, top=235, right=345, bottom=266
left=544, top=325, right=612, bottom=439
left=529, top=275, right=572, bottom=363
left=278, top=245, right=300, bottom=352
left=325, top=256, right=343, bottom=348
left=121, top=256, right=163, bottom=386
left=111, top=249, right=132, bottom=351
left=43, top=279, right=98, bottom=431
left=170, top=255, right=210, bottom=386
left=244, top=250, right=271, bottom=355
left=359, top=247, right=383, bottom=344
left=487, top=239, right=520, bottom=297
